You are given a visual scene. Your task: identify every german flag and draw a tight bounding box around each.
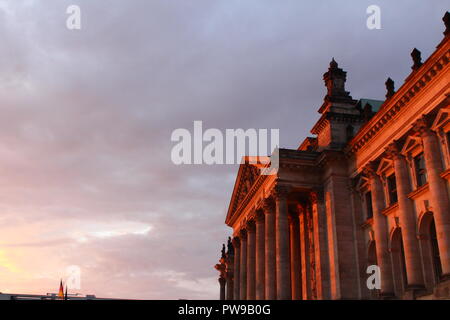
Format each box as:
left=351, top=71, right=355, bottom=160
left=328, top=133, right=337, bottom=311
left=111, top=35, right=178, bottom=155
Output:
left=58, top=280, right=64, bottom=300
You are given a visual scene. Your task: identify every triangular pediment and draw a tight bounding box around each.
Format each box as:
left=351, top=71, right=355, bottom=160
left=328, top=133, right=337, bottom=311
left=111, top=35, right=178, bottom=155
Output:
left=431, top=106, right=450, bottom=131
left=225, top=161, right=260, bottom=225
left=356, top=175, right=369, bottom=190
left=376, top=157, right=393, bottom=175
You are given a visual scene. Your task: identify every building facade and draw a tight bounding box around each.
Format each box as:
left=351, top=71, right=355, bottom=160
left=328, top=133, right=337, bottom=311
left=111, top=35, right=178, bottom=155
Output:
left=215, top=12, right=450, bottom=300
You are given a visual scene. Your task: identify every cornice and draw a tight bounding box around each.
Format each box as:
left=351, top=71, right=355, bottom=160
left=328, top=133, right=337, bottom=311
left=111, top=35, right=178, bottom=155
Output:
left=407, top=183, right=430, bottom=200
left=382, top=202, right=399, bottom=217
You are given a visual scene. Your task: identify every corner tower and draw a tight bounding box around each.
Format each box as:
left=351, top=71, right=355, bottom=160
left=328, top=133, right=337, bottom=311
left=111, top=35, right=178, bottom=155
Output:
left=311, top=59, right=361, bottom=151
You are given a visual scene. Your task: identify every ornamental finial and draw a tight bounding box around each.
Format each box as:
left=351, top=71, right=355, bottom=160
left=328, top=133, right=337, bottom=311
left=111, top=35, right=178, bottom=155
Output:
left=385, top=77, right=395, bottom=99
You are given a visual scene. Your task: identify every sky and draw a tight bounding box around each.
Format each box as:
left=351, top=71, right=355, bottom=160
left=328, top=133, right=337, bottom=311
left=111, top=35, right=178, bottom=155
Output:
left=0, top=0, right=447, bottom=299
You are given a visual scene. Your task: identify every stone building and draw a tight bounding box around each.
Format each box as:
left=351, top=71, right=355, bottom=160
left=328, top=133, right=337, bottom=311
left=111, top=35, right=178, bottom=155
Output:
left=215, top=12, right=450, bottom=300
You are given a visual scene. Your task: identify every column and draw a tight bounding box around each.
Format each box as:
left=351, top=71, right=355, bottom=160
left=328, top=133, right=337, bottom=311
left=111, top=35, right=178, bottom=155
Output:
left=215, top=260, right=227, bottom=300
left=232, top=237, right=241, bottom=300
left=310, top=191, right=331, bottom=299
left=289, top=211, right=301, bottom=300
left=219, top=277, right=226, bottom=300
left=239, top=229, right=248, bottom=300
left=225, top=238, right=234, bottom=300
left=263, top=198, right=277, bottom=299
left=414, top=117, right=450, bottom=276
left=299, top=204, right=312, bottom=299
left=274, top=185, right=291, bottom=300
left=364, top=163, right=395, bottom=297
left=386, top=142, right=425, bottom=288
left=255, top=209, right=265, bottom=300
left=246, top=220, right=256, bottom=300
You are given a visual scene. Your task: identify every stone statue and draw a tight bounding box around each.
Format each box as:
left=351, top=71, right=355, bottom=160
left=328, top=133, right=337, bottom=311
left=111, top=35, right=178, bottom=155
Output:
left=227, top=237, right=234, bottom=256
left=411, top=48, right=422, bottom=70
left=221, top=243, right=226, bottom=259
left=385, top=78, right=395, bottom=99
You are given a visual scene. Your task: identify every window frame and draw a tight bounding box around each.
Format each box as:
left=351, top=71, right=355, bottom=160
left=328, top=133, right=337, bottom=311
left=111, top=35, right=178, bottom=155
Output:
left=386, top=174, right=398, bottom=206
left=413, top=152, right=427, bottom=187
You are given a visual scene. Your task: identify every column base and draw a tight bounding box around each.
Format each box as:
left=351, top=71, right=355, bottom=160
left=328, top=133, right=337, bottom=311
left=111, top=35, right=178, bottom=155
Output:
left=432, top=278, right=450, bottom=299
left=403, top=285, right=427, bottom=300
left=438, top=273, right=450, bottom=282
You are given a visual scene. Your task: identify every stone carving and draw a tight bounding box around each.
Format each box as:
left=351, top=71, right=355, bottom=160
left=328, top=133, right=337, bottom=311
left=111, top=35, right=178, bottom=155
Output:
left=246, top=219, right=256, bottom=232
left=443, top=11, right=449, bottom=36
left=227, top=237, right=234, bottom=256
left=231, top=236, right=240, bottom=249
left=412, top=116, right=432, bottom=137
left=255, top=209, right=265, bottom=223
left=221, top=243, right=226, bottom=259
left=384, top=141, right=402, bottom=160
left=271, top=184, right=290, bottom=199
left=323, top=58, right=353, bottom=102
left=411, top=48, right=422, bottom=71
left=385, top=78, right=395, bottom=99
left=362, top=161, right=378, bottom=179
left=262, top=197, right=275, bottom=213
left=231, top=165, right=261, bottom=218
left=215, top=262, right=226, bottom=279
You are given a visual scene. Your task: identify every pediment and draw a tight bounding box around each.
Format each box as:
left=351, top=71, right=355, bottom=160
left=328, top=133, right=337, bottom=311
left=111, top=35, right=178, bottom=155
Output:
left=356, top=175, right=369, bottom=190
left=376, top=157, right=393, bottom=175
left=225, top=161, right=261, bottom=225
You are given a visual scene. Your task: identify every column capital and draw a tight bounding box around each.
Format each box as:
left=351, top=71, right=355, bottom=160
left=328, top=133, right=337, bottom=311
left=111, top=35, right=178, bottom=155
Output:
left=246, top=219, right=256, bottom=233
left=226, top=237, right=234, bottom=257
left=271, top=184, right=290, bottom=200
left=296, top=202, right=305, bottom=215
left=262, top=197, right=275, bottom=214
left=219, top=277, right=226, bottom=286
left=255, top=209, right=265, bottom=223
left=215, top=263, right=226, bottom=277
left=384, top=141, right=404, bottom=160
left=239, top=228, right=247, bottom=239
left=232, top=236, right=240, bottom=248
left=412, top=116, right=434, bottom=138
left=362, top=161, right=379, bottom=179
left=288, top=209, right=299, bottom=224
left=309, top=189, right=324, bottom=204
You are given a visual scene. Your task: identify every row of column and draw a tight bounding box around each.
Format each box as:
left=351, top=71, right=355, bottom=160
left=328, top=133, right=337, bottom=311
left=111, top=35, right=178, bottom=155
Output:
left=364, top=117, right=450, bottom=297
left=222, top=187, right=325, bottom=300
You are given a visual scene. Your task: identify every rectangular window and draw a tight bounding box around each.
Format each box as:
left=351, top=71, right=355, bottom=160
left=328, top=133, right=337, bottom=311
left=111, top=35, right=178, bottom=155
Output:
left=387, top=174, right=398, bottom=205
left=365, top=191, right=373, bottom=219
left=414, top=153, right=427, bottom=187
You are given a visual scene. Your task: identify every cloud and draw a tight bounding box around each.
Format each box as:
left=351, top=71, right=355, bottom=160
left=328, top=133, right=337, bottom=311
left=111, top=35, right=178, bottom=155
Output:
left=0, top=0, right=447, bottom=299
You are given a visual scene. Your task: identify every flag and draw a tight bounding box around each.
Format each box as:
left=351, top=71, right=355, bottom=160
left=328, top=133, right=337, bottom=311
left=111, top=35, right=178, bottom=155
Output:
left=58, top=280, right=64, bottom=300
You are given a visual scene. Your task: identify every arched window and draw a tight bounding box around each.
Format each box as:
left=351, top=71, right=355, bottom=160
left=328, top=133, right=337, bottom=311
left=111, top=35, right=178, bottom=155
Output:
left=391, top=228, right=407, bottom=297
left=418, top=212, right=442, bottom=290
